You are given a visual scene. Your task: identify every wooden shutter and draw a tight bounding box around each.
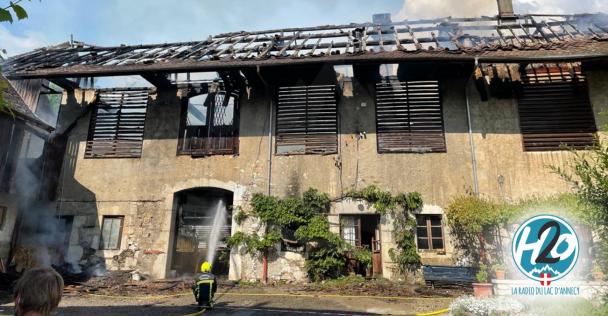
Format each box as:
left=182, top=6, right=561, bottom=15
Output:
left=276, top=85, right=338, bottom=155
left=86, top=89, right=149, bottom=158
left=375, top=80, right=446, bottom=153
left=517, top=64, right=596, bottom=151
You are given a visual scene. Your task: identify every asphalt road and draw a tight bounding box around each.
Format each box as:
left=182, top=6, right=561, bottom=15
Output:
left=1, top=291, right=452, bottom=315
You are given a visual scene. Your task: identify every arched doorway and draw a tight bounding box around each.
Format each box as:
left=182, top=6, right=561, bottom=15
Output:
left=170, top=188, right=233, bottom=276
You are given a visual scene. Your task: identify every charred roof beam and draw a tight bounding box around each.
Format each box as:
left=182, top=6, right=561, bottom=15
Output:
left=141, top=73, right=175, bottom=89
left=48, top=78, right=79, bottom=91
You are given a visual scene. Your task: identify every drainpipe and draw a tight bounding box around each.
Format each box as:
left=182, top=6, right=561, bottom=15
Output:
left=256, top=65, right=272, bottom=284
left=465, top=58, right=480, bottom=196
left=256, top=65, right=273, bottom=196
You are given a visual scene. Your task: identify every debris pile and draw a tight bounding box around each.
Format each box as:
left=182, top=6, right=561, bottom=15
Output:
left=62, top=271, right=196, bottom=297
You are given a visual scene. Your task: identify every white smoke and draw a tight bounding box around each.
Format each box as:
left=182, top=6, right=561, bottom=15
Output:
left=13, top=133, right=81, bottom=273
left=205, top=199, right=227, bottom=268
left=394, top=0, right=608, bottom=20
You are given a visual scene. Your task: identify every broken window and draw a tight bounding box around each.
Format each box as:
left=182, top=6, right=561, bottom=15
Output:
left=178, top=90, right=239, bottom=156
left=517, top=64, right=596, bottom=151
left=35, top=82, right=62, bottom=128
left=416, top=215, right=444, bottom=251
left=0, top=206, right=6, bottom=230
left=375, top=80, right=446, bottom=153
left=85, top=89, right=149, bottom=158
left=276, top=85, right=338, bottom=155
left=101, top=216, right=124, bottom=250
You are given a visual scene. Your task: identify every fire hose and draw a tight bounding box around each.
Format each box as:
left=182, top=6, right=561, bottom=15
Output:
left=83, top=292, right=452, bottom=315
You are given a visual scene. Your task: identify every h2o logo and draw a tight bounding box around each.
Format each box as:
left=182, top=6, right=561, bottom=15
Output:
left=512, top=215, right=579, bottom=284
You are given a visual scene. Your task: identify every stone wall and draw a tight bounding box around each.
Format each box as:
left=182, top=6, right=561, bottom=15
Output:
left=51, top=69, right=608, bottom=280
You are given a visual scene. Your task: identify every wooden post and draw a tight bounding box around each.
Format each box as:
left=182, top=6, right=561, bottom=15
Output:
left=262, top=249, right=269, bottom=284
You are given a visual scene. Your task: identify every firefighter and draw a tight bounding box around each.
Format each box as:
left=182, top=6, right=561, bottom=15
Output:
left=192, top=261, right=217, bottom=308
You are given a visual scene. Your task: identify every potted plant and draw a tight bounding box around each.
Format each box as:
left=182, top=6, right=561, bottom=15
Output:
left=492, top=263, right=506, bottom=280
left=473, top=263, right=493, bottom=298
left=592, top=264, right=604, bottom=281
left=353, top=246, right=373, bottom=277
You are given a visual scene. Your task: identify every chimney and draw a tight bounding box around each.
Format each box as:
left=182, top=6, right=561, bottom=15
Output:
left=496, top=0, right=516, bottom=20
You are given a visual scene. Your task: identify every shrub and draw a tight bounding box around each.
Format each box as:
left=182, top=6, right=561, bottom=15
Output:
left=552, top=140, right=608, bottom=273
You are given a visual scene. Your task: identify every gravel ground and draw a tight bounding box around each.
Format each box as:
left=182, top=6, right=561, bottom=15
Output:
left=1, top=287, right=453, bottom=315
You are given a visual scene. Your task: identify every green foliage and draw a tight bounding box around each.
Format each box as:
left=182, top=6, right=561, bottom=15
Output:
left=233, top=188, right=344, bottom=281
left=346, top=185, right=423, bottom=213
left=0, top=1, right=29, bottom=23
left=446, top=195, right=503, bottom=235
left=0, top=76, right=8, bottom=114
left=475, top=263, right=489, bottom=283
left=352, top=246, right=372, bottom=270
left=389, top=209, right=421, bottom=273
left=305, top=246, right=346, bottom=281
left=226, top=230, right=282, bottom=256
left=233, top=208, right=248, bottom=225
left=295, top=214, right=348, bottom=281
left=552, top=140, right=608, bottom=273
left=491, top=263, right=505, bottom=271
left=347, top=186, right=423, bottom=273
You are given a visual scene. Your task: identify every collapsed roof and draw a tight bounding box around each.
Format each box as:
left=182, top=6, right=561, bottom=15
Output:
left=1, top=75, right=54, bottom=131
left=3, top=13, right=608, bottom=79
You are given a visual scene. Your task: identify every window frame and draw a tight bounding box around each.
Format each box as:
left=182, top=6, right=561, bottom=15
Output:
left=415, top=214, right=445, bottom=252
left=516, top=63, right=597, bottom=152
left=100, top=216, right=124, bottom=250
left=340, top=215, right=361, bottom=247
left=374, top=80, right=446, bottom=154
left=85, top=89, right=149, bottom=159
left=177, top=89, right=240, bottom=157
left=275, top=85, right=339, bottom=156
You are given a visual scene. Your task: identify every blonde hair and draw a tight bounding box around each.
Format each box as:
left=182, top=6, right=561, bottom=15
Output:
left=14, top=267, right=64, bottom=316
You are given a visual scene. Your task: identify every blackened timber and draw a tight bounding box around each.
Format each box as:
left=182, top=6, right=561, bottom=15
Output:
left=48, top=78, right=79, bottom=91
left=141, top=73, right=175, bottom=89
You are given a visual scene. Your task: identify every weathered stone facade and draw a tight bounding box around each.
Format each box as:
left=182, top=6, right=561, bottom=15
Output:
left=50, top=68, right=608, bottom=281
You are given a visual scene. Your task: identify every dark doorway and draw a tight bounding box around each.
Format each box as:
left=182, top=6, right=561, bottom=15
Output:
left=171, top=188, right=233, bottom=276
left=340, top=214, right=381, bottom=277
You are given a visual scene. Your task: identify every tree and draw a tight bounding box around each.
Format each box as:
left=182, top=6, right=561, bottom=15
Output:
left=552, top=140, right=608, bottom=272
left=0, top=0, right=30, bottom=112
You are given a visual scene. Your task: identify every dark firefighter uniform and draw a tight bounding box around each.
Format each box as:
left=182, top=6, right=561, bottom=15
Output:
left=192, top=261, right=217, bottom=308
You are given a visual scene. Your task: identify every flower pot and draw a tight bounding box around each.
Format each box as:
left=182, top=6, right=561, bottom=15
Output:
left=472, top=283, right=493, bottom=298
left=495, top=269, right=506, bottom=280
left=593, top=271, right=604, bottom=281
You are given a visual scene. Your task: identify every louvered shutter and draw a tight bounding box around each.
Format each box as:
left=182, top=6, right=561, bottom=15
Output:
left=375, top=80, right=446, bottom=153
left=86, top=89, right=149, bottom=158
left=517, top=65, right=596, bottom=151
left=276, top=85, right=338, bottom=155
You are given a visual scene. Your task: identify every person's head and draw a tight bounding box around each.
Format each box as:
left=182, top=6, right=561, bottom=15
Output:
left=13, top=267, right=64, bottom=316
left=200, top=261, right=211, bottom=273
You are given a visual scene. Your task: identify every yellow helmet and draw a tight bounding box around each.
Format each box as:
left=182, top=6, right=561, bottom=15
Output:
left=200, top=261, right=211, bottom=273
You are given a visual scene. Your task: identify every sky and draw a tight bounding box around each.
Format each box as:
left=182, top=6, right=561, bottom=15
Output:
left=1, top=0, right=607, bottom=57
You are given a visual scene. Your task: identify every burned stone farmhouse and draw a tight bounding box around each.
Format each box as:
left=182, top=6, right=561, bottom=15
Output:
left=1, top=1, right=608, bottom=282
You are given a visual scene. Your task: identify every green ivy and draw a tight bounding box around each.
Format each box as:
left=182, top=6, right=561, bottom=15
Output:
left=233, top=207, right=248, bottom=225
left=228, top=188, right=345, bottom=281
left=347, top=186, right=423, bottom=273
left=227, top=230, right=282, bottom=255
left=352, top=246, right=372, bottom=270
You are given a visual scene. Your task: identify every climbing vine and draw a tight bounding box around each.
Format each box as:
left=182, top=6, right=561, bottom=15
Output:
left=229, top=186, right=424, bottom=282
left=346, top=185, right=423, bottom=273
left=227, top=188, right=348, bottom=281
